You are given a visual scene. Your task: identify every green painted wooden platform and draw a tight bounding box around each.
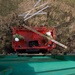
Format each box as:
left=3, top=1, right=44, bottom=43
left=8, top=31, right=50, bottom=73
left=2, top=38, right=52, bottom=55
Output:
left=0, top=55, right=75, bottom=75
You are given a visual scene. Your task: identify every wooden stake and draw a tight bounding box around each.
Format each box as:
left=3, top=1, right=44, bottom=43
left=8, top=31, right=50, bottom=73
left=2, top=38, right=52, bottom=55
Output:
left=24, top=0, right=41, bottom=19
left=34, top=0, right=41, bottom=7
left=23, top=25, right=67, bottom=49
left=24, top=5, right=49, bottom=21
left=21, top=2, right=48, bottom=17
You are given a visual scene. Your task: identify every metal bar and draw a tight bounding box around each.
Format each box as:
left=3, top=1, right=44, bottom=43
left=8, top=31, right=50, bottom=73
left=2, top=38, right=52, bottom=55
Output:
left=24, top=5, right=49, bottom=21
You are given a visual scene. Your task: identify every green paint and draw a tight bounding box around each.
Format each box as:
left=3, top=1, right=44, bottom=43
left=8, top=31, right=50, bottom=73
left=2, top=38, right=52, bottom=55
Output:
left=0, top=55, right=75, bottom=75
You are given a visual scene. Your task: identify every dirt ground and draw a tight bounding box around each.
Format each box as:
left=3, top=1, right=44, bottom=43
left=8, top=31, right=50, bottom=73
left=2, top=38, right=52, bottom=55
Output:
left=0, top=0, right=75, bottom=54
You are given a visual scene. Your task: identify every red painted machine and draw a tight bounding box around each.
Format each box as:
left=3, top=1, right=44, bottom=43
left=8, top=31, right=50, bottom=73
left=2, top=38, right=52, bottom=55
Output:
left=11, top=26, right=56, bottom=53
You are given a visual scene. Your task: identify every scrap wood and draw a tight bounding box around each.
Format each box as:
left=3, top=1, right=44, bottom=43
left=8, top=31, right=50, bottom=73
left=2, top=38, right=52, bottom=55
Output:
left=34, top=0, right=41, bottom=8
left=19, top=12, right=47, bottom=17
left=24, top=5, right=49, bottom=21
left=23, top=24, right=67, bottom=49
left=24, top=2, right=48, bottom=14
left=24, top=0, right=41, bottom=19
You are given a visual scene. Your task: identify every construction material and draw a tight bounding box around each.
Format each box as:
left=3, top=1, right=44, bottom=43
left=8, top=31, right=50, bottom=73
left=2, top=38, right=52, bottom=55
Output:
left=24, top=5, right=49, bottom=21
left=34, top=0, right=41, bottom=7
left=18, top=12, right=47, bottom=17
left=19, top=1, right=67, bottom=49
left=12, top=26, right=56, bottom=52
left=23, top=25, right=67, bottom=49
left=24, top=0, right=42, bottom=19
left=19, top=2, right=48, bottom=17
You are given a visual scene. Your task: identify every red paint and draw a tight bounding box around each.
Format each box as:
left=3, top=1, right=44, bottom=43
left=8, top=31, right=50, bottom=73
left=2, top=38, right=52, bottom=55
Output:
left=11, top=26, right=56, bottom=53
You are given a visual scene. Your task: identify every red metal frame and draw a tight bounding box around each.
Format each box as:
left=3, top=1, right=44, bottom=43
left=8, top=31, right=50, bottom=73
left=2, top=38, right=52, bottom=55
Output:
left=11, top=26, right=56, bottom=52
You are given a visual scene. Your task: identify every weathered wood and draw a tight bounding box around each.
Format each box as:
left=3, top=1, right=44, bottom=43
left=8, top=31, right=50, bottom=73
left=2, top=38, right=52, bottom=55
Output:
left=18, top=12, right=47, bottom=17
left=24, top=5, right=49, bottom=21
left=34, top=0, right=41, bottom=7
left=23, top=25, right=67, bottom=49
left=22, top=2, right=48, bottom=17
left=24, top=0, right=41, bottom=19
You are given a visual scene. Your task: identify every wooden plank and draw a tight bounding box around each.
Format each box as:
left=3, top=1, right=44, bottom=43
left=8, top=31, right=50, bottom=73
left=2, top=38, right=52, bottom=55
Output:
left=24, top=5, right=49, bottom=21
left=22, top=2, right=48, bottom=17
left=23, top=25, right=67, bottom=49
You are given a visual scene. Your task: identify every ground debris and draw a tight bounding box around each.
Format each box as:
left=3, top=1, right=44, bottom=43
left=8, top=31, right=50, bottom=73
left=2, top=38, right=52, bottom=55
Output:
left=0, top=0, right=75, bottom=54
